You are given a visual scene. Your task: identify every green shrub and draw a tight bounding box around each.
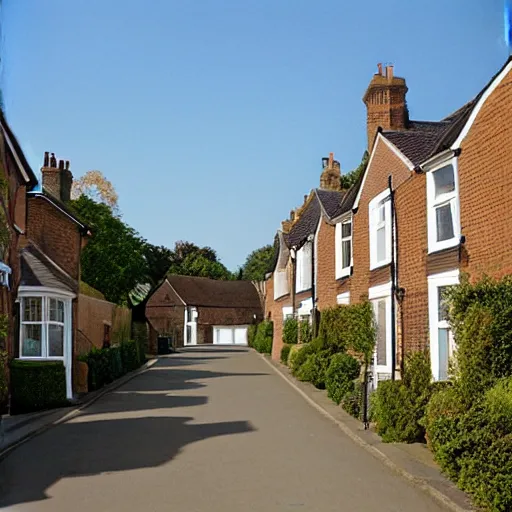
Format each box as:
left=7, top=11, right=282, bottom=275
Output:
left=289, top=337, right=325, bottom=375
left=83, top=346, right=112, bottom=391
left=247, top=324, right=258, bottom=348
left=371, top=351, right=432, bottom=443
left=318, top=302, right=375, bottom=360
left=121, top=340, right=140, bottom=372
left=299, top=319, right=312, bottom=344
left=283, top=318, right=298, bottom=344
left=326, top=353, right=361, bottom=405
left=108, top=346, right=124, bottom=380
left=10, top=360, right=68, bottom=414
left=341, top=381, right=364, bottom=419
left=253, top=320, right=273, bottom=354
left=297, top=350, right=331, bottom=389
left=280, top=344, right=292, bottom=365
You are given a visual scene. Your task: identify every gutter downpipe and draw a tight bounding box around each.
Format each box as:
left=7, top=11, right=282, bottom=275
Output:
left=309, top=234, right=318, bottom=338
left=290, top=246, right=297, bottom=321
left=388, top=175, right=397, bottom=382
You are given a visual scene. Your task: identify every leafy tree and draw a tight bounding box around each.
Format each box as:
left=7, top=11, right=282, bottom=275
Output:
left=72, top=170, right=118, bottom=210
left=142, top=244, right=174, bottom=286
left=70, top=196, right=147, bottom=304
left=178, top=254, right=233, bottom=280
left=340, top=151, right=369, bottom=190
left=241, top=244, right=276, bottom=282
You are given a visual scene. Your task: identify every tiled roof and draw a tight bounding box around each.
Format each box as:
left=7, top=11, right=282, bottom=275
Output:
left=284, top=195, right=321, bottom=249
left=20, top=245, right=77, bottom=293
left=166, top=274, right=262, bottom=309
left=315, top=189, right=345, bottom=219
left=329, top=170, right=365, bottom=219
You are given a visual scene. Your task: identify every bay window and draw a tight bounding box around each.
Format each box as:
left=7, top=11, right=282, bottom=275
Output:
left=335, top=217, right=352, bottom=279
left=427, top=160, right=460, bottom=253
left=369, top=190, right=392, bottom=270
left=428, top=270, right=459, bottom=381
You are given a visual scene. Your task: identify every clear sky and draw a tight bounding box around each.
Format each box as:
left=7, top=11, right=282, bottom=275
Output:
left=1, top=0, right=509, bottom=270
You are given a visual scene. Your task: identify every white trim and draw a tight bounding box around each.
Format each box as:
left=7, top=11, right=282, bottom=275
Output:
left=282, top=306, right=293, bottom=321
left=18, top=286, right=76, bottom=299
left=335, top=216, right=353, bottom=279
left=369, top=189, right=392, bottom=270
left=369, top=281, right=393, bottom=378
left=336, top=292, right=350, bottom=305
left=353, top=134, right=414, bottom=210
left=18, top=294, right=73, bottom=399
left=184, top=306, right=197, bottom=346
left=368, top=281, right=392, bottom=300
left=428, top=269, right=460, bottom=381
left=452, top=60, right=512, bottom=150
left=297, top=297, right=313, bottom=316
left=0, top=121, right=31, bottom=183
left=426, top=158, right=461, bottom=254
left=295, top=241, right=312, bottom=293
left=314, top=217, right=321, bottom=303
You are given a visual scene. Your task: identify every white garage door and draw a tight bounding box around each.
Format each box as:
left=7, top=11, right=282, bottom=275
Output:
left=213, top=326, right=248, bottom=345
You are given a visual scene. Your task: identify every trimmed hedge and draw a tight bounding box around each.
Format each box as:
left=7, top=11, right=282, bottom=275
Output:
left=10, top=360, right=68, bottom=414
left=253, top=320, right=273, bottom=354
left=299, top=319, right=312, bottom=344
left=280, top=344, right=292, bottom=365
left=326, top=353, right=360, bottom=405
left=290, top=337, right=324, bottom=375
left=247, top=324, right=258, bottom=348
left=297, top=350, right=330, bottom=389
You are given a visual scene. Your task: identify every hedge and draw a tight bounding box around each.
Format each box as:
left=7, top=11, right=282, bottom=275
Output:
left=253, top=320, right=273, bottom=354
left=280, top=344, right=292, bottom=365
left=299, top=319, right=312, bottom=344
left=283, top=318, right=298, bottom=345
left=326, top=353, right=360, bottom=405
left=297, top=350, right=330, bottom=389
left=247, top=324, right=258, bottom=348
left=10, top=360, right=68, bottom=414
left=0, top=350, right=7, bottom=415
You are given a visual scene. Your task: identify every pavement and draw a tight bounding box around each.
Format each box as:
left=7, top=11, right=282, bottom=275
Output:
left=0, top=348, right=472, bottom=511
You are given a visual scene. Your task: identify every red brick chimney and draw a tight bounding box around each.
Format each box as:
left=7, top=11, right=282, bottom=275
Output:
left=363, top=63, right=408, bottom=152
left=319, top=152, right=341, bottom=191
left=41, top=152, right=73, bottom=202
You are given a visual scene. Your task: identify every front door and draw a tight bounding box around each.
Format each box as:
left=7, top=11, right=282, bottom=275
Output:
left=185, top=307, right=197, bottom=345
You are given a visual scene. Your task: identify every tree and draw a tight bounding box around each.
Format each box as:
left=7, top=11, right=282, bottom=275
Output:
left=72, top=170, right=119, bottom=210
left=69, top=196, right=147, bottom=304
left=142, top=244, right=174, bottom=286
left=340, top=150, right=369, bottom=190
left=241, top=244, right=276, bottom=282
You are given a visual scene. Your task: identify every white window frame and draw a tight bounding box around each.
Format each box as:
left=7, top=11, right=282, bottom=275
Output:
left=295, top=242, right=312, bottom=293
left=369, top=189, right=392, bottom=270
left=336, top=292, right=350, bottom=305
left=273, top=269, right=289, bottom=300
left=369, top=281, right=392, bottom=381
left=428, top=270, right=459, bottom=381
left=282, top=306, right=293, bottom=322
left=17, top=287, right=75, bottom=399
left=426, top=158, right=460, bottom=254
left=335, top=216, right=353, bottom=279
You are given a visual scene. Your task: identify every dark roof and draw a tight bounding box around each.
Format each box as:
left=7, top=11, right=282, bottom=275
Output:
left=383, top=56, right=512, bottom=166
left=284, top=195, right=321, bottom=249
left=20, top=245, right=77, bottom=292
left=315, top=189, right=345, bottom=219
left=329, top=169, right=365, bottom=219
left=166, top=275, right=262, bottom=309
left=0, top=110, right=38, bottom=189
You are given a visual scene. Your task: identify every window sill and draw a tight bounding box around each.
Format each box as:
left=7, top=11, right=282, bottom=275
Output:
left=296, top=287, right=312, bottom=295
left=274, top=293, right=290, bottom=302
left=427, top=240, right=460, bottom=255
left=370, top=259, right=392, bottom=272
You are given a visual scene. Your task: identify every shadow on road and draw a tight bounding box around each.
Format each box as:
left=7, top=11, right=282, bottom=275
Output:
left=0, top=353, right=261, bottom=508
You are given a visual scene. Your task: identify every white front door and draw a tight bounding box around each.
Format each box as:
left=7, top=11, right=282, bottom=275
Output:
left=184, top=307, right=197, bottom=345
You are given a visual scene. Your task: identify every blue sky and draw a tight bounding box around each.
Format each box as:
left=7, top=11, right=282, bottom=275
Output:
left=1, top=0, right=509, bottom=270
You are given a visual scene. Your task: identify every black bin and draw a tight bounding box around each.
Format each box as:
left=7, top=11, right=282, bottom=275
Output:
left=157, top=336, right=174, bottom=355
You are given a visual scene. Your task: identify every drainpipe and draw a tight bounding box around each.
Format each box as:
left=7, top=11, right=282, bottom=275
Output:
left=388, top=175, right=397, bottom=381
left=308, top=234, right=318, bottom=338
left=290, top=247, right=297, bottom=319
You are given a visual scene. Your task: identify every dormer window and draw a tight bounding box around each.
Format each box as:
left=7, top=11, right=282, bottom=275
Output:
left=427, top=160, right=460, bottom=253
left=369, top=190, right=392, bottom=270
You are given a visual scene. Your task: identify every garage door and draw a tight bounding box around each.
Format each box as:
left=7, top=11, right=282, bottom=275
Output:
left=213, top=326, right=248, bottom=345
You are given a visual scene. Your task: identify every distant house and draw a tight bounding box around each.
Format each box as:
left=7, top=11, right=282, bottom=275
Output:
left=145, top=275, right=263, bottom=351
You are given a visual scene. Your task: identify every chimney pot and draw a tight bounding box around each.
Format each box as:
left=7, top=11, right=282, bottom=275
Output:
left=65, top=160, right=70, bottom=170
left=386, top=64, right=394, bottom=80
left=58, top=159, right=64, bottom=170
left=50, top=153, right=57, bottom=168
left=304, top=194, right=308, bottom=203
left=321, top=157, right=329, bottom=168
left=43, top=152, right=49, bottom=167
left=290, top=210, right=295, bottom=221
left=377, top=63, right=383, bottom=76
left=328, top=152, right=334, bottom=168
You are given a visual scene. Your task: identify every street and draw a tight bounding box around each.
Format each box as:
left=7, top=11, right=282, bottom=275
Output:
left=0, top=348, right=448, bottom=511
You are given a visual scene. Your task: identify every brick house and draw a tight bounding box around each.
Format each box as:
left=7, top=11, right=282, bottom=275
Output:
left=265, top=57, right=512, bottom=387
left=146, top=275, right=263, bottom=351
left=0, top=113, right=38, bottom=376
left=265, top=154, right=345, bottom=360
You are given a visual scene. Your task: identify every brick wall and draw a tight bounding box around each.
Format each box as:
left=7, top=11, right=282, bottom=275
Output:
left=350, top=138, right=411, bottom=303
left=458, top=65, right=512, bottom=279
left=27, top=197, right=81, bottom=281
left=145, top=280, right=185, bottom=349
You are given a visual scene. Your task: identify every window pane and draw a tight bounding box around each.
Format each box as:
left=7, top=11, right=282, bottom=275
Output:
left=376, top=226, right=387, bottom=262
left=378, top=203, right=386, bottom=223
left=434, top=165, right=455, bottom=198
left=342, top=240, right=351, bottom=269
left=49, top=324, right=64, bottom=356
left=376, top=299, right=387, bottom=366
left=438, top=287, right=450, bottom=322
left=23, top=297, right=42, bottom=322
left=49, top=299, right=64, bottom=323
left=438, top=328, right=450, bottom=380
left=22, top=324, right=42, bottom=357
left=341, top=222, right=351, bottom=238
left=435, top=204, right=455, bottom=242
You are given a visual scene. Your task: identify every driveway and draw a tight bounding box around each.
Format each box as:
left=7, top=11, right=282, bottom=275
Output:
left=0, top=348, right=448, bottom=511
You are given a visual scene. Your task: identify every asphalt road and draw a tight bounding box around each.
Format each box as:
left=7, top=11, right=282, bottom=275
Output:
left=0, top=348, right=448, bottom=511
